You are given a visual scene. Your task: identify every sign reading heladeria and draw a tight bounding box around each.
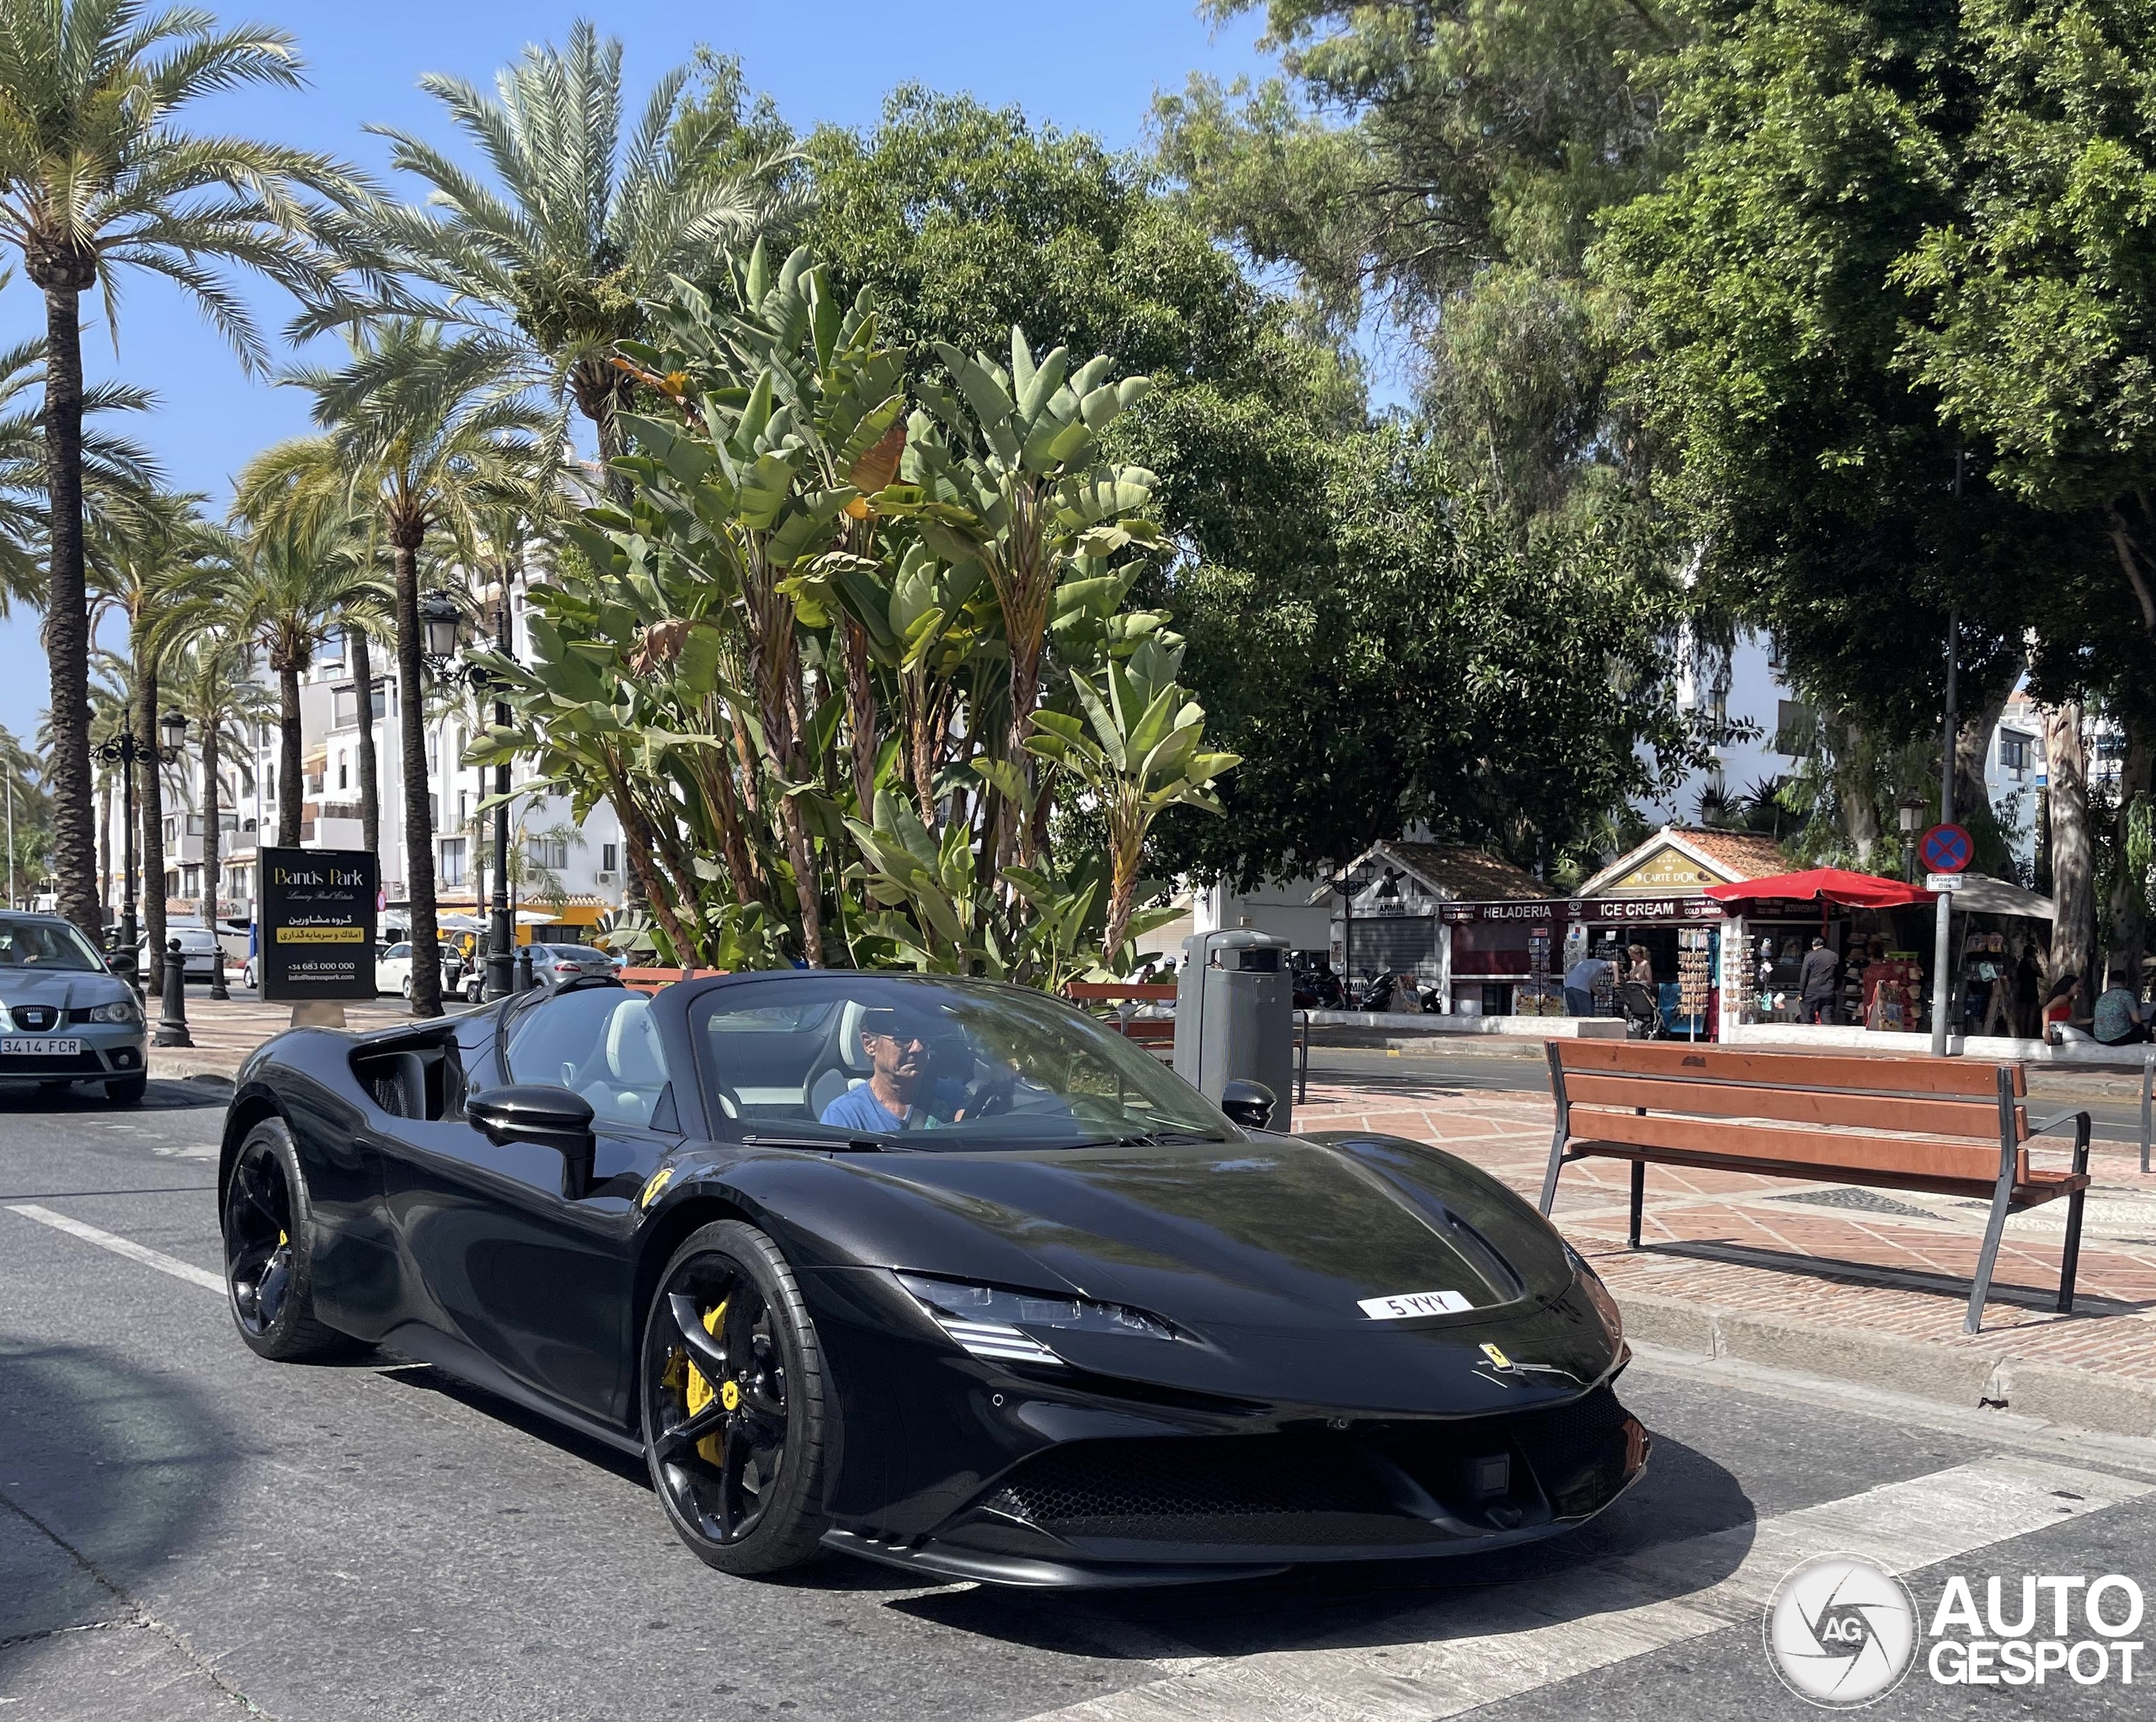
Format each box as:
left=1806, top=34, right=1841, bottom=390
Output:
left=259, top=848, right=377, bottom=1002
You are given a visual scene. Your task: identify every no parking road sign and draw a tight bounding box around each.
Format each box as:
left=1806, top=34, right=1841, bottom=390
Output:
left=1919, top=823, right=1973, bottom=875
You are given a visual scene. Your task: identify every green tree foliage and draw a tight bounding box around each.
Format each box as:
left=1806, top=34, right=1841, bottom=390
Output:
left=1168, top=427, right=1698, bottom=885
left=1593, top=1, right=2071, bottom=743
left=1161, top=2, right=1677, bottom=520
left=1891, top=0, right=2156, bottom=643
left=479, top=246, right=1235, bottom=981
left=799, top=88, right=1697, bottom=888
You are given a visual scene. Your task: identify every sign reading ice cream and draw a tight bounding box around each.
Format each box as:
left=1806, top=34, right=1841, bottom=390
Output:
left=259, top=849, right=378, bottom=1001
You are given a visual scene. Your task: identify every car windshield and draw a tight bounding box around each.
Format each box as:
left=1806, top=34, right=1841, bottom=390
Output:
left=691, top=975, right=1233, bottom=1151
left=0, top=916, right=105, bottom=972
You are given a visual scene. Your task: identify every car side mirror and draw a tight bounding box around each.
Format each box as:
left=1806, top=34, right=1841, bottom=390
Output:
left=467, top=1085, right=595, bottom=1195
left=1219, top=1079, right=1278, bottom=1131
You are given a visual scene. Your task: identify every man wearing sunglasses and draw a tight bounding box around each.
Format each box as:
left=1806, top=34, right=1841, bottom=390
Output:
left=819, top=1006, right=976, bottom=1133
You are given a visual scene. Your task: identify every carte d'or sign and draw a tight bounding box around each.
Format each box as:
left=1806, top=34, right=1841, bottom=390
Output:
left=1602, top=844, right=1725, bottom=894
left=259, top=848, right=377, bottom=1001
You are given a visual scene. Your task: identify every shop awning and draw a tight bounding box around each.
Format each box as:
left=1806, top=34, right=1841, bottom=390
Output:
left=1703, top=868, right=1935, bottom=910
left=1946, top=875, right=2056, bottom=920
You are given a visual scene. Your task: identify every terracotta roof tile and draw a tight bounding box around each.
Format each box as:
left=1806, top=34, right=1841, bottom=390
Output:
left=1676, top=828, right=1790, bottom=879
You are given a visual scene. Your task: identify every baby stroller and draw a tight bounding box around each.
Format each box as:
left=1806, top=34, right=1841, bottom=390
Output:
left=1618, top=978, right=1665, bottom=1040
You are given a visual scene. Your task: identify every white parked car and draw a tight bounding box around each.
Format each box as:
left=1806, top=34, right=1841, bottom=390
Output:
left=374, top=942, right=466, bottom=1000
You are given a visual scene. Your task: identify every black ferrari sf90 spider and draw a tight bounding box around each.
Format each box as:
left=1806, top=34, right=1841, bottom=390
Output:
left=218, top=971, right=1645, bottom=1586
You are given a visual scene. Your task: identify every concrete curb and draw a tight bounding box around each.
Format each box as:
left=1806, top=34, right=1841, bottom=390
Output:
left=1619, top=1291, right=2156, bottom=1439
left=147, top=1053, right=240, bottom=1084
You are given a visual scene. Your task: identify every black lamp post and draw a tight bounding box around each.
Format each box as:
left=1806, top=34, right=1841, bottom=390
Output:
left=92, top=711, right=189, bottom=995
left=421, top=588, right=517, bottom=1001
left=1898, top=794, right=1926, bottom=884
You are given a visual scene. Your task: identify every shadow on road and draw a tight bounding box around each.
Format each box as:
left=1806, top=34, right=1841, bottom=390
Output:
left=0, top=1077, right=228, bottom=1113
left=0, top=1334, right=235, bottom=1644
left=885, top=1431, right=1754, bottom=1660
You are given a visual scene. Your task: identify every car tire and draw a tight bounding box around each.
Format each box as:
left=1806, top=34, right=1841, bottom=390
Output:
left=103, top=1074, right=147, bottom=1106
left=640, top=1220, right=831, bottom=1576
left=399, top=976, right=412, bottom=1000
left=37, top=1080, right=72, bottom=1098
left=221, top=1115, right=349, bottom=1362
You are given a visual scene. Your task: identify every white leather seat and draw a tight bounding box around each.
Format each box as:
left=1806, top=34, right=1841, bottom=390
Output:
left=580, top=997, right=667, bottom=1126
left=807, top=1000, right=873, bottom=1121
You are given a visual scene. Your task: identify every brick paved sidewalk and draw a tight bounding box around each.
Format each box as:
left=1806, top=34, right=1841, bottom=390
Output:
left=146, top=994, right=428, bottom=1080
left=1296, top=1071, right=2156, bottom=1431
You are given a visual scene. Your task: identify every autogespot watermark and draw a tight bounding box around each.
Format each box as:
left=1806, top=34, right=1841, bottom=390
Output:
left=1764, top=1555, right=2146, bottom=1708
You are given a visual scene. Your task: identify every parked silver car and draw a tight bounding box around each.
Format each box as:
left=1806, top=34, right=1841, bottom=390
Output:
left=136, top=923, right=222, bottom=983
left=0, top=913, right=148, bottom=1103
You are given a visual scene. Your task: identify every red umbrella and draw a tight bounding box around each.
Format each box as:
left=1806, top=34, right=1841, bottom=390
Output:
left=1704, top=868, right=1935, bottom=910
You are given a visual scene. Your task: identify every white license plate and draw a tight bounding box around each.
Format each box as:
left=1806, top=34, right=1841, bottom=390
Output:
left=2, top=1037, right=79, bottom=1056
left=1358, top=1288, right=1474, bottom=1319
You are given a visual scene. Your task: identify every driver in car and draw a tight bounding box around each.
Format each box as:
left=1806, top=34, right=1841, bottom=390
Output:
left=819, top=1006, right=979, bottom=1133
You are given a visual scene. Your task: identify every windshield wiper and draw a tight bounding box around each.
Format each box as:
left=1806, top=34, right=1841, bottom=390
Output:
left=737, top=1133, right=886, bottom=1154
left=1077, top=1129, right=1230, bottom=1149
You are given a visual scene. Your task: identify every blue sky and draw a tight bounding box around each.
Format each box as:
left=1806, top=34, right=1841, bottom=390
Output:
left=0, top=0, right=1275, bottom=746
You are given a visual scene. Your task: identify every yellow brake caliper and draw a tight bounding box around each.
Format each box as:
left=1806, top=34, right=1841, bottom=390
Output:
left=682, top=1298, right=728, bottom=1464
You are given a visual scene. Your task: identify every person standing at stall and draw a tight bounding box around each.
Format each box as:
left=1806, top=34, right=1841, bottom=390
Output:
left=1565, top=948, right=1611, bottom=1017
left=1797, top=936, right=1841, bottom=1024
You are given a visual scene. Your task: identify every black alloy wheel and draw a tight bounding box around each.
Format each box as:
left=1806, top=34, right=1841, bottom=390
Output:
left=221, top=1117, right=347, bottom=1362
left=640, top=1221, right=830, bottom=1575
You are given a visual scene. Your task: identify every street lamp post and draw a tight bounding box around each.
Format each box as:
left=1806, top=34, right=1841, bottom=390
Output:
left=92, top=712, right=189, bottom=1003
left=422, top=589, right=517, bottom=1002
left=1898, top=795, right=1926, bottom=884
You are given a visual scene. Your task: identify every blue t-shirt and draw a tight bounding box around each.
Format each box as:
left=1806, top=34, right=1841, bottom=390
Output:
left=2092, top=988, right=2145, bottom=1045
left=819, top=1078, right=968, bottom=1133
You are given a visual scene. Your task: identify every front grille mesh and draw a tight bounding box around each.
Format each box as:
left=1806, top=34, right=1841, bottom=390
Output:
left=979, top=1383, right=1636, bottom=1545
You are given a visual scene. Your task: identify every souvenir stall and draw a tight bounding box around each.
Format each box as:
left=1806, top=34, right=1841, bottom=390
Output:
left=1945, top=875, right=2055, bottom=1038
left=1567, top=827, right=1792, bottom=1035
left=1701, top=867, right=1938, bottom=1035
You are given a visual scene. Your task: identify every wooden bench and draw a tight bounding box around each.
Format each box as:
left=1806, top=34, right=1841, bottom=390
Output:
left=1538, top=1041, right=2092, bottom=1334
left=617, top=966, right=721, bottom=994
left=1065, top=983, right=1179, bottom=1053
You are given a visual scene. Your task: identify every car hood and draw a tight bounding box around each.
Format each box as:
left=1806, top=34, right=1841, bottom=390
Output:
left=0, top=967, right=133, bottom=1008
left=776, top=1131, right=1575, bottom=1334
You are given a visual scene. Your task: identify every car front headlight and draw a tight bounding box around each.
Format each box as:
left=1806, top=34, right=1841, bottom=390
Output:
left=896, top=1272, right=1177, bottom=1365
left=1564, top=1242, right=1622, bottom=1344
left=87, top=1000, right=141, bottom=1026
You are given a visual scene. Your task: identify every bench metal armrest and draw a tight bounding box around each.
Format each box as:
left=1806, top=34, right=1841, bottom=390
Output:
left=2029, top=1109, right=2093, bottom=1176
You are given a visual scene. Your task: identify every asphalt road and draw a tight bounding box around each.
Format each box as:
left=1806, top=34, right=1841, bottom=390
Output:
left=3, top=1082, right=2153, bottom=1722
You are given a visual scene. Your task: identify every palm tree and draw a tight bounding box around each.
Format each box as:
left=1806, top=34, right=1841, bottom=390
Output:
left=273, top=323, right=543, bottom=1017
left=53, top=657, right=136, bottom=927
left=0, top=336, right=159, bottom=608
left=216, top=492, right=376, bottom=850
left=0, top=0, right=374, bottom=940
left=352, top=20, right=792, bottom=493
left=88, top=490, right=218, bottom=991
left=0, top=721, right=49, bottom=908
left=228, top=450, right=390, bottom=853
left=166, top=626, right=268, bottom=997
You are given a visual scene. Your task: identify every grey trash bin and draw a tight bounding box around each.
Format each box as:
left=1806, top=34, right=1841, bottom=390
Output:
left=1172, top=930, right=1293, bottom=1131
